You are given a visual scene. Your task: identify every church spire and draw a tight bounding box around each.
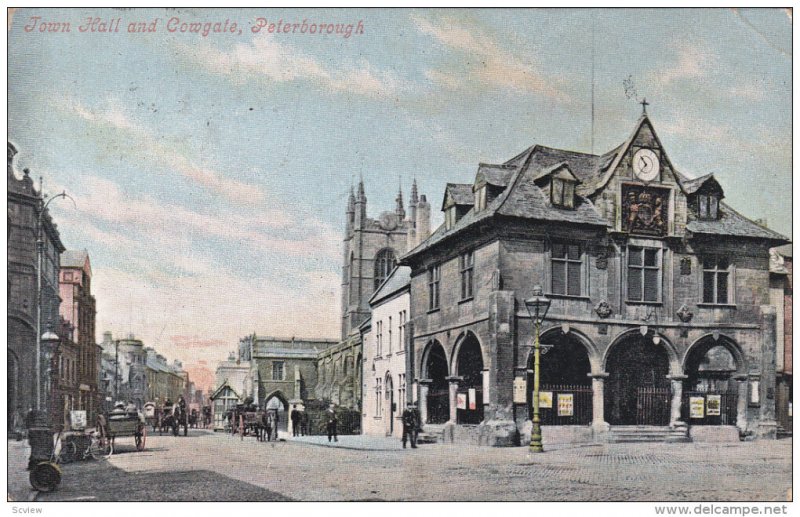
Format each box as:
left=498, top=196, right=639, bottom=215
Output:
left=411, top=177, right=419, bottom=205
left=395, top=179, right=405, bottom=219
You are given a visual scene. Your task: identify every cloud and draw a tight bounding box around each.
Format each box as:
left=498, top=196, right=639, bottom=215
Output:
left=55, top=97, right=266, bottom=205
left=176, top=34, right=410, bottom=100
left=412, top=13, right=569, bottom=101
left=648, top=40, right=718, bottom=89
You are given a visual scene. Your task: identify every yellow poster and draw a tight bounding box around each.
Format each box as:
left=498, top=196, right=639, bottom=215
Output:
left=557, top=393, right=574, bottom=416
left=539, top=391, right=553, bottom=409
left=706, top=395, right=721, bottom=416
left=690, top=396, right=705, bottom=419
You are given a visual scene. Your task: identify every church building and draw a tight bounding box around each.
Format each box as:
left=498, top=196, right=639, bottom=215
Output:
left=320, top=179, right=430, bottom=412
left=400, top=110, right=788, bottom=445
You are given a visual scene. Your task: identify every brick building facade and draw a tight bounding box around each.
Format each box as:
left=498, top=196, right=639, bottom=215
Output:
left=58, top=250, right=100, bottom=425
left=8, top=142, right=65, bottom=428
left=401, top=113, right=788, bottom=445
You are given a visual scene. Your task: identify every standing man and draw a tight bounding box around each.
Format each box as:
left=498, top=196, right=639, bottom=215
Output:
left=402, top=404, right=418, bottom=449
left=290, top=405, right=301, bottom=437
left=326, top=404, right=338, bottom=442
left=300, top=410, right=309, bottom=436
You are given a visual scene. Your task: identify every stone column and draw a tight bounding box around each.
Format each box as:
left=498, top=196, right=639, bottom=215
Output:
left=734, top=375, right=748, bottom=433
left=446, top=376, right=462, bottom=423
left=667, top=375, right=688, bottom=429
left=418, top=379, right=431, bottom=425
left=588, top=372, right=610, bottom=433
left=758, top=306, right=778, bottom=439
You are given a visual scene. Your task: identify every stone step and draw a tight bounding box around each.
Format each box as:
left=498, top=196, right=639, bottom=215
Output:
left=607, top=426, right=690, bottom=443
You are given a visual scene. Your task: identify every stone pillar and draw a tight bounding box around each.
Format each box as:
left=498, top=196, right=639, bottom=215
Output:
left=667, top=375, right=688, bottom=429
left=758, top=306, right=778, bottom=439
left=589, top=372, right=610, bottom=434
left=734, top=375, right=748, bottom=432
left=418, top=379, right=431, bottom=425
left=446, top=376, right=462, bottom=423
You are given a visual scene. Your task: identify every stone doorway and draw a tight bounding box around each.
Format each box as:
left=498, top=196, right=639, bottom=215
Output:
left=385, top=374, right=394, bottom=436
left=528, top=334, right=592, bottom=425
left=424, top=341, right=449, bottom=424
left=605, top=335, right=671, bottom=425
left=455, top=334, right=484, bottom=425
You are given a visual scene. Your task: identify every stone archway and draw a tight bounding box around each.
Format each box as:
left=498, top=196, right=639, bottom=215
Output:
left=454, top=333, right=484, bottom=425
left=421, top=340, right=449, bottom=424
left=605, top=333, right=671, bottom=425
left=265, top=391, right=289, bottom=432
left=682, top=336, right=745, bottom=426
left=8, top=350, right=19, bottom=433
left=527, top=331, right=593, bottom=425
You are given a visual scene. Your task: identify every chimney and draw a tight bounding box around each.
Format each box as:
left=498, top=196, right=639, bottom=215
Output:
left=416, top=194, right=431, bottom=243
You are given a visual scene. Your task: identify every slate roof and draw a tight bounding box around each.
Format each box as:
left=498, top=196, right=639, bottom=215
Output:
left=61, top=249, right=89, bottom=269
left=476, top=163, right=516, bottom=187
left=370, top=265, right=411, bottom=306
left=686, top=202, right=788, bottom=241
left=443, top=183, right=475, bottom=208
left=401, top=115, right=788, bottom=261
left=679, top=173, right=717, bottom=195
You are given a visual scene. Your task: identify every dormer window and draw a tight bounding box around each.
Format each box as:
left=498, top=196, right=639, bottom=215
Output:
left=551, top=178, right=575, bottom=209
left=475, top=185, right=487, bottom=212
left=445, top=205, right=457, bottom=230
left=698, top=194, right=719, bottom=220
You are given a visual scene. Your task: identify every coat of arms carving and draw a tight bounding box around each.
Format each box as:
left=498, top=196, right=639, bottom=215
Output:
left=621, top=184, right=669, bottom=236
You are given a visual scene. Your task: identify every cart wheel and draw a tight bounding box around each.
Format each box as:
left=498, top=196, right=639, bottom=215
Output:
left=136, top=426, right=147, bottom=451
left=30, top=462, right=61, bottom=492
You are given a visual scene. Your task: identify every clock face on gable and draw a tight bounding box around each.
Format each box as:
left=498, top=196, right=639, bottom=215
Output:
left=632, top=148, right=660, bottom=182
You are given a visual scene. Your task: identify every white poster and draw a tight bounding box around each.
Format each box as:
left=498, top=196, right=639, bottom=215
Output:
left=513, top=377, right=526, bottom=404
left=749, top=381, right=760, bottom=404
left=690, top=396, right=705, bottom=419
left=70, top=410, right=87, bottom=430
left=468, top=388, right=477, bottom=410
left=557, top=394, right=574, bottom=417
left=456, top=393, right=467, bottom=410
left=706, top=395, right=721, bottom=416
left=482, top=370, right=490, bottom=404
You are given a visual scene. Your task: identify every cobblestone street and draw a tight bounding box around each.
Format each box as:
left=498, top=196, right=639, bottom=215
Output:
left=28, top=430, right=792, bottom=502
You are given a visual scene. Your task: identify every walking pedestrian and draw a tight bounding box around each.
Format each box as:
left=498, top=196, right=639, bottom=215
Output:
left=326, top=404, right=338, bottom=442
left=402, top=404, right=418, bottom=449
left=271, top=410, right=280, bottom=441
left=290, top=405, right=301, bottom=437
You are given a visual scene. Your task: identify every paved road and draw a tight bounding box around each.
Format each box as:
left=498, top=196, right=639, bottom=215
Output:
left=35, top=430, right=792, bottom=502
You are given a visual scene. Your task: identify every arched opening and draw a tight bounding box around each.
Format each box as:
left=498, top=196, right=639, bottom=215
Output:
left=683, top=339, right=740, bottom=425
left=384, top=373, right=394, bottom=435
left=455, top=334, right=484, bottom=425
left=527, top=333, right=592, bottom=425
left=423, top=341, right=449, bottom=424
left=374, top=248, right=396, bottom=291
left=605, top=334, right=671, bottom=425
left=8, top=350, right=18, bottom=433
left=265, top=392, right=289, bottom=432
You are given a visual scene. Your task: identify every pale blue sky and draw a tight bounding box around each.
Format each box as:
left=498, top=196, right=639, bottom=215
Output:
left=8, top=8, right=791, bottom=389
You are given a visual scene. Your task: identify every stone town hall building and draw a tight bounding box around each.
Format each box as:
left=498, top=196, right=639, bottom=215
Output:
left=400, top=112, right=788, bottom=445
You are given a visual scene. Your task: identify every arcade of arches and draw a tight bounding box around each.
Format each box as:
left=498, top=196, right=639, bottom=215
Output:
left=417, top=330, right=745, bottom=431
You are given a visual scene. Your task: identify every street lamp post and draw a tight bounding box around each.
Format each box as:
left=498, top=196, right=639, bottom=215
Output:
left=35, top=189, right=74, bottom=412
left=525, top=285, right=551, bottom=453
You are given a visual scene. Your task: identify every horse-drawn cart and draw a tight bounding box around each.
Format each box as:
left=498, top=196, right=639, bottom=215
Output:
left=105, top=410, right=147, bottom=455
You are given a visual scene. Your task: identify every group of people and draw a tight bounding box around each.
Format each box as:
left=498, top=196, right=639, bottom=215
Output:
left=289, top=405, right=310, bottom=437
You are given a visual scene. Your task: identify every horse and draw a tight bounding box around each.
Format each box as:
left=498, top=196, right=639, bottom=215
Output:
left=172, top=404, right=188, bottom=436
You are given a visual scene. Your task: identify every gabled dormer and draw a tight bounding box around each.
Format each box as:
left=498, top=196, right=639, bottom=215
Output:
left=532, top=162, right=580, bottom=209
left=442, top=183, right=474, bottom=230
left=473, top=163, right=514, bottom=213
left=683, top=174, right=724, bottom=221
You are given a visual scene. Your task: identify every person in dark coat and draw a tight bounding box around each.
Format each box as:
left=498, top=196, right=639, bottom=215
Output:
left=290, top=405, right=301, bottom=437
left=326, top=404, right=338, bottom=442
left=300, top=410, right=309, bottom=436
left=402, top=404, right=418, bottom=449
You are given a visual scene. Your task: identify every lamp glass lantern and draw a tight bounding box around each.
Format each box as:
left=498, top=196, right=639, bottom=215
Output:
left=524, top=285, right=551, bottom=453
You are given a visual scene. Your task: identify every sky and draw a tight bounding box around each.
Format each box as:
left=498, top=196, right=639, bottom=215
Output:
left=8, top=8, right=791, bottom=392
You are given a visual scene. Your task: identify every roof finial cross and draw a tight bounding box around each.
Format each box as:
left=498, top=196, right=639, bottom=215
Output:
left=640, top=97, right=649, bottom=115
